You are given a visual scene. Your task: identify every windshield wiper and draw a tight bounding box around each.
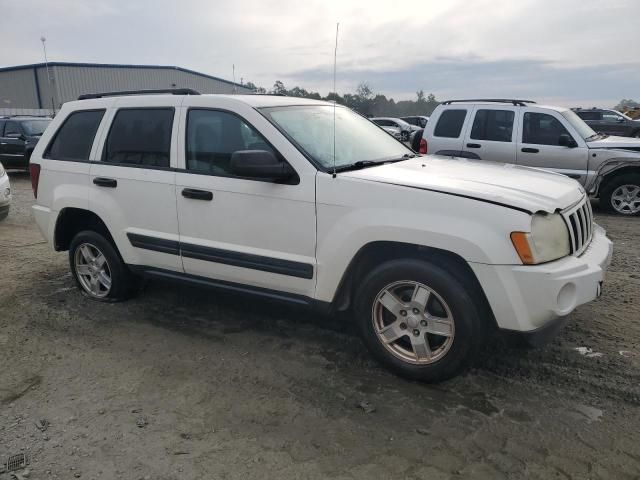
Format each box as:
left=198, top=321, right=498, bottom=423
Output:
left=333, top=154, right=417, bottom=173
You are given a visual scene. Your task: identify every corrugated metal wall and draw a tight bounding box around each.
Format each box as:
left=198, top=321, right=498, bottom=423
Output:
left=0, top=64, right=252, bottom=110
left=0, top=68, right=41, bottom=109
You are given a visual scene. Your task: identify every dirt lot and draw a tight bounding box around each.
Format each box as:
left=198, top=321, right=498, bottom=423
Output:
left=1, top=172, right=639, bottom=480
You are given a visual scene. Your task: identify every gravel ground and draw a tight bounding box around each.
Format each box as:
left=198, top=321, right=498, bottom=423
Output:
left=1, top=171, right=639, bottom=480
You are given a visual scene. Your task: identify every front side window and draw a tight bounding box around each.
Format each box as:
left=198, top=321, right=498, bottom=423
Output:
left=523, top=112, right=572, bottom=146
left=22, top=119, right=51, bottom=136
left=470, top=109, right=514, bottom=142
left=186, top=109, right=278, bottom=176
left=46, top=110, right=105, bottom=160
left=103, top=108, right=174, bottom=168
left=602, top=110, right=625, bottom=122
left=261, top=105, right=411, bottom=170
left=434, top=110, right=467, bottom=138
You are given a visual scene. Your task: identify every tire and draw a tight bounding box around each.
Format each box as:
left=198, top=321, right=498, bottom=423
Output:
left=600, top=173, right=640, bottom=216
left=632, top=130, right=640, bottom=138
left=354, top=259, right=485, bottom=382
left=401, top=131, right=409, bottom=142
left=69, top=230, right=135, bottom=301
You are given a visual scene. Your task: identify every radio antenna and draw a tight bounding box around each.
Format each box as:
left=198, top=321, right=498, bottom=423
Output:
left=332, top=22, right=339, bottom=178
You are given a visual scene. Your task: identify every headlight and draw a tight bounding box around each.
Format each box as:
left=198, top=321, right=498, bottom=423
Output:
left=511, top=213, right=570, bottom=264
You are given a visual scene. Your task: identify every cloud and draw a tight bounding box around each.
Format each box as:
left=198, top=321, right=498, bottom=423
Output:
left=287, top=58, right=640, bottom=107
left=0, top=0, right=638, bottom=106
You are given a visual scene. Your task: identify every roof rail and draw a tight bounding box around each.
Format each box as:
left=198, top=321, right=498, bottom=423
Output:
left=442, top=99, right=536, bottom=107
left=78, top=88, right=200, bottom=100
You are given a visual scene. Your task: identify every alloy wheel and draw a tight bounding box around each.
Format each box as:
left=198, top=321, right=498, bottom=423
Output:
left=611, top=184, right=640, bottom=215
left=371, top=280, right=455, bottom=365
left=74, top=242, right=112, bottom=298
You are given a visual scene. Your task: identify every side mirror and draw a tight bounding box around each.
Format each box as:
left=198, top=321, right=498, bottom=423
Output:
left=558, top=134, right=577, bottom=148
left=230, top=150, right=295, bottom=182
left=617, top=117, right=625, bottom=123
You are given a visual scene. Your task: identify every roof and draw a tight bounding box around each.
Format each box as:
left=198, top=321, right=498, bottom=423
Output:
left=224, top=94, right=332, bottom=108
left=438, top=100, right=569, bottom=113
left=0, top=61, right=248, bottom=89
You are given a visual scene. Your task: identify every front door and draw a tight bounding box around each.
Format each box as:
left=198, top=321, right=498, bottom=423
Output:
left=174, top=105, right=317, bottom=298
left=516, top=110, right=589, bottom=185
left=89, top=101, right=182, bottom=273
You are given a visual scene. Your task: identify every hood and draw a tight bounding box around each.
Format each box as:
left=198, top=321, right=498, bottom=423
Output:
left=343, top=156, right=584, bottom=213
left=588, top=135, right=640, bottom=150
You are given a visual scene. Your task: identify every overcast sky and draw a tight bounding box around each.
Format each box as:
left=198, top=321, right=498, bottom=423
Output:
left=1, top=0, right=638, bottom=107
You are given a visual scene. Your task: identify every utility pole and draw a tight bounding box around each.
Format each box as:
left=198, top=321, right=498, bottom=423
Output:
left=40, top=36, right=55, bottom=114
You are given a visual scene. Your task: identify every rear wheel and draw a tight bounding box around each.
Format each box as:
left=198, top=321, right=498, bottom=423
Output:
left=69, top=230, right=134, bottom=301
left=600, top=173, right=640, bottom=216
left=354, top=259, right=485, bottom=382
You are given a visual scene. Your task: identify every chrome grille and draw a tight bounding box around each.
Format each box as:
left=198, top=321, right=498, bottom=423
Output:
left=562, top=197, right=593, bottom=256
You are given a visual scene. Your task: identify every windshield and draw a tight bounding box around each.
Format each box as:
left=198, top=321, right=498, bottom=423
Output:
left=21, top=119, right=51, bottom=136
left=261, top=105, right=412, bottom=170
left=560, top=110, right=597, bottom=140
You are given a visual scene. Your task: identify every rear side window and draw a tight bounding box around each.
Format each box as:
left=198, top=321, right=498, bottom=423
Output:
left=103, top=108, right=174, bottom=168
left=470, top=109, right=515, bottom=142
left=434, top=110, right=467, bottom=138
left=522, top=112, right=571, bottom=146
left=46, top=110, right=105, bottom=160
left=576, top=111, right=601, bottom=121
left=4, top=121, right=22, bottom=136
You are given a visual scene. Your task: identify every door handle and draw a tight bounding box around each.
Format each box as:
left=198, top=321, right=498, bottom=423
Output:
left=521, top=147, right=539, bottom=153
left=182, top=188, right=213, bottom=201
left=466, top=143, right=482, bottom=148
left=93, top=177, right=117, bottom=188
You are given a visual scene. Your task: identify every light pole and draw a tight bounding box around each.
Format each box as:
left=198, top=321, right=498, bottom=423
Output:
left=40, top=36, right=55, bottom=113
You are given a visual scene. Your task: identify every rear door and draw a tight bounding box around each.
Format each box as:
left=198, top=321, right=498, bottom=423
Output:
left=516, top=109, right=589, bottom=184
left=89, top=97, right=182, bottom=272
left=462, top=106, right=517, bottom=163
left=0, top=120, right=27, bottom=168
left=426, top=108, right=469, bottom=156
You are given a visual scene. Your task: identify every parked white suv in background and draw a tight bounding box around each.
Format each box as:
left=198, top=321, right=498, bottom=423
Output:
left=31, top=90, right=612, bottom=382
left=422, top=99, right=640, bottom=215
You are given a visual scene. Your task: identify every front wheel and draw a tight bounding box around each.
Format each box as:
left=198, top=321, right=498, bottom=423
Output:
left=600, top=174, right=640, bottom=216
left=354, top=259, right=485, bottom=382
left=69, top=230, right=135, bottom=301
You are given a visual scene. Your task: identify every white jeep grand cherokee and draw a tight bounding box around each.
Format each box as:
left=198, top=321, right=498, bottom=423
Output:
left=30, top=89, right=613, bottom=382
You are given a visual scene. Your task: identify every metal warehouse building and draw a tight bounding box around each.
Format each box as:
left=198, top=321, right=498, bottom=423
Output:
left=0, top=62, right=252, bottom=114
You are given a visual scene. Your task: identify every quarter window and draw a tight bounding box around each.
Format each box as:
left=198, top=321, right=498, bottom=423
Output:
left=434, top=110, right=467, bottom=138
left=186, top=109, right=278, bottom=177
left=470, top=109, right=514, bottom=142
left=46, top=110, right=105, bottom=160
left=522, top=112, right=572, bottom=146
left=103, top=108, right=174, bottom=168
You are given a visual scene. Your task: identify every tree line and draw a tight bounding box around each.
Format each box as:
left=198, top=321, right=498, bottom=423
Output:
left=243, top=80, right=637, bottom=116
left=244, top=80, right=440, bottom=117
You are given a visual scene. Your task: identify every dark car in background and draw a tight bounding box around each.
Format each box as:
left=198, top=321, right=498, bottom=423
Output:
left=400, top=115, right=429, bottom=128
left=0, top=116, right=52, bottom=170
left=573, top=108, right=640, bottom=138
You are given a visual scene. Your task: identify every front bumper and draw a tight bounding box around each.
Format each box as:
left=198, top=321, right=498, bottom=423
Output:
left=469, top=224, right=613, bottom=334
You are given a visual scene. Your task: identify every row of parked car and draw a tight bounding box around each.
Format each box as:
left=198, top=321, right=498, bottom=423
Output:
left=370, top=116, right=429, bottom=141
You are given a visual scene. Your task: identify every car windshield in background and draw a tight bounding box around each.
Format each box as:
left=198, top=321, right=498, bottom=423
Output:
left=22, top=120, right=51, bottom=136
left=560, top=110, right=597, bottom=140
left=261, top=105, right=412, bottom=170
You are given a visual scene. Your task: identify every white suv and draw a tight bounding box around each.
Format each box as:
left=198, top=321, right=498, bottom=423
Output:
left=31, top=90, right=613, bottom=382
left=422, top=99, right=640, bottom=215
